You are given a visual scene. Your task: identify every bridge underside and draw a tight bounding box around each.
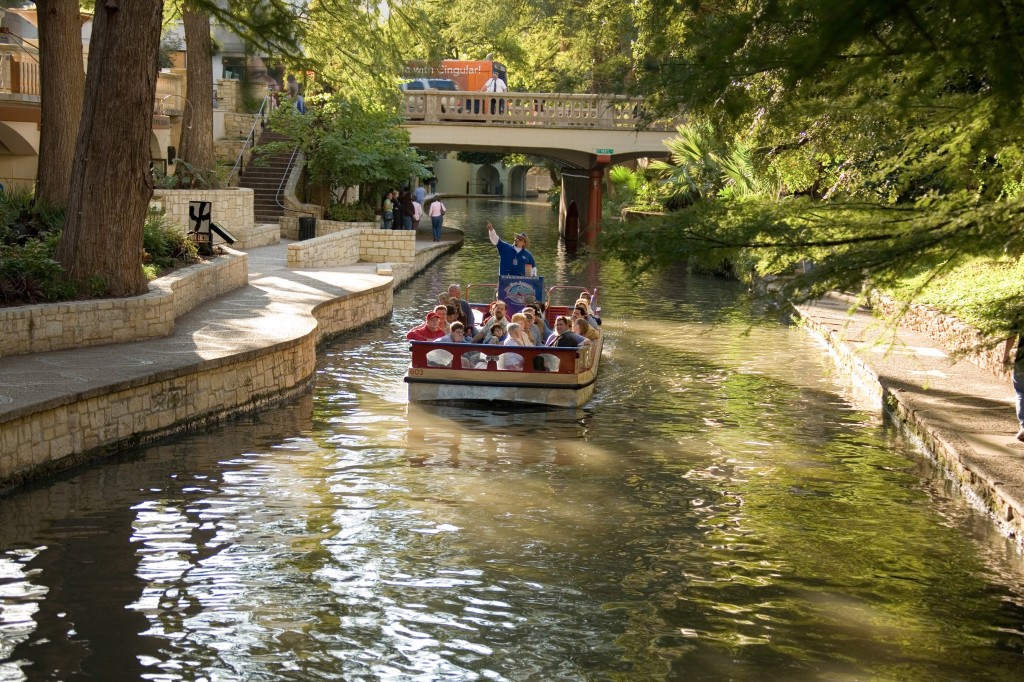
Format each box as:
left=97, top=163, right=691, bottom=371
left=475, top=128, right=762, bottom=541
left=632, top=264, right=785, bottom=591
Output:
left=408, top=123, right=671, bottom=237
left=406, top=123, right=670, bottom=170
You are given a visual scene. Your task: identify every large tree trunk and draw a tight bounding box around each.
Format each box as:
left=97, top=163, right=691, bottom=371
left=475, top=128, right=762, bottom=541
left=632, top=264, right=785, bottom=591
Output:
left=35, top=0, right=85, bottom=209
left=176, top=5, right=215, bottom=175
left=54, top=0, right=163, bottom=298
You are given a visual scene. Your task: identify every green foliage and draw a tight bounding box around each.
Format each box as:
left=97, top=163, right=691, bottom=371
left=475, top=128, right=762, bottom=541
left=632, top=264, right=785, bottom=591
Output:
left=154, top=160, right=223, bottom=190
left=546, top=184, right=561, bottom=209
left=0, top=231, right=75, bottom=305
left=606, top=165, right=661, bottom=214
left=268, top=92, right=427, bottom=197
left=328, top=202, right=377, bottom=222
left=158, top=32, right=182, bottom=70
left=142, top=209, right=200, bottom=273
left=0, top=187, right=64, bottom=247
left=601, top=0, right=1024, bottom=335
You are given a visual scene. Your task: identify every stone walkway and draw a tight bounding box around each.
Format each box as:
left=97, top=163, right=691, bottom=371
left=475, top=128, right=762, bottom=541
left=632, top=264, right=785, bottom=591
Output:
left=795, top=295, right=1024, bottom=548
left=0, top=234, right=459, bottom=490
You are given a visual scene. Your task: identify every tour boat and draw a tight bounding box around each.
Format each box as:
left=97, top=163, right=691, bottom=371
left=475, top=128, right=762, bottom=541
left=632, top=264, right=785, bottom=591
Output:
left=405, top=284, right=603, bottom=408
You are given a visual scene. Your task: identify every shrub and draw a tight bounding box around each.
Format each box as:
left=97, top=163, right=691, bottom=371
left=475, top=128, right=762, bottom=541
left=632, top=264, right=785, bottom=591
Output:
left=328, top=202, right=377, bottom=222
left=0, top=231, right=75, bottom=305
left=143, top=209, right=200, bottom=275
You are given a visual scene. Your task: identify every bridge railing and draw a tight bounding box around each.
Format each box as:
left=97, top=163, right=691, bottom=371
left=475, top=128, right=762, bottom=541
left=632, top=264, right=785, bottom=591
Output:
left=403, top=91, right=674, bottom=131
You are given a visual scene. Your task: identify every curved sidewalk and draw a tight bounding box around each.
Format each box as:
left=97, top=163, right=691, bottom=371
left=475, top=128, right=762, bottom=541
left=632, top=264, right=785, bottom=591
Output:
left=795, top=295, right=1024, bottom=549
left=0, top=234, right=460, bottom=493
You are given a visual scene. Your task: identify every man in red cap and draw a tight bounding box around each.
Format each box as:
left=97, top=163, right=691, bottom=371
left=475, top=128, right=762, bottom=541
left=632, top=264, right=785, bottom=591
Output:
left=406, top=311, right=446, bottom=341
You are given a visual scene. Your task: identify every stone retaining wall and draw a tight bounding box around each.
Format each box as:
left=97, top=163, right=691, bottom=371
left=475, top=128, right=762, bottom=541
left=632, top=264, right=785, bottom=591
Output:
left=871, top=294, right=1009, bottom=378
left=0, top=282, right=393, bottom=490
left=153, top=188, right=255, bottom=238
left=0, top=250, right=248, bottom=358
left=286, top=223, right=416, bottom=269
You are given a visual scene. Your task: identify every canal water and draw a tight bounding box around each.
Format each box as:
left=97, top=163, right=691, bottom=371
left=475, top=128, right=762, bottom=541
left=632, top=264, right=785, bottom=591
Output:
left=1, top=198, right=1023, bottom=681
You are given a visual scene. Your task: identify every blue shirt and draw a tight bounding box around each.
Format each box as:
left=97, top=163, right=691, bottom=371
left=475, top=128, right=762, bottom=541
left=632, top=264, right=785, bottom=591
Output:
left=495, top=239, right=536, bottom=277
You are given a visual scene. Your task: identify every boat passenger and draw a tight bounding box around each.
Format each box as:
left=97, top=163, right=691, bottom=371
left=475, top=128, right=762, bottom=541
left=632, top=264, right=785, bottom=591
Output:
left=546, top=315, right=588, bottom=347
left=573, top=317, right=600, bottom=342
left=406, top=311, right=446, bottom=341
left=432, top=304, right=451, bottom=335
left=521, top=309, right=544, bottom=346
left=486, top=221, right=536, bottom=277
left=484, top=322, right=507, bottom=344
left=574, top=299, right=601, bottom=327
left=447, top=284, right=475, bottom=331
left=436, top=321, right=468, bottom=344
left=499, top=322, right=530, bottom=370
left=427, top=322, right=469, bottom=367
left=472, top=301, right=508, bottom=342
left=571, top=307, right=600, bottom=340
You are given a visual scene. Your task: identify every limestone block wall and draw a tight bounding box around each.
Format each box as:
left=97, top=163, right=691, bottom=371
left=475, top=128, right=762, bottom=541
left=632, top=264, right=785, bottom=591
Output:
left=286, top=223, right=416, bottom=269
left=216, top=79, right=269, bottom=115
left=287, top=228, right=361, bottom=268
left=871, top=294, right=1009, bottom=378
left=359, top=227, right=416, bottom=263
left=153, top=188, right=254, bottom=238
left=0, top=250, right=248, bottom=358
left=0, top=283, right=393, bottom=490
left=222, top=112, right=261, bottom=140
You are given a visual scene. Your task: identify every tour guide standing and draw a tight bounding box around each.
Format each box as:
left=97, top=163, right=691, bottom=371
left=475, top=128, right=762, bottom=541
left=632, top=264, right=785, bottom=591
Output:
left=487, top=222, right=535, bottom=277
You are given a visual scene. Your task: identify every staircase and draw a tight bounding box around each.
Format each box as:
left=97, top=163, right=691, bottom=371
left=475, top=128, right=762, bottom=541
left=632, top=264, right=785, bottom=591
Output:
left=237, top=130, right=297, bottom=224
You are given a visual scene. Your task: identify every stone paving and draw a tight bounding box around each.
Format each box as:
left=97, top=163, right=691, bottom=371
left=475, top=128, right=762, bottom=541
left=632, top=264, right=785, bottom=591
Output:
left=796, top=295, right=1024, bottom=549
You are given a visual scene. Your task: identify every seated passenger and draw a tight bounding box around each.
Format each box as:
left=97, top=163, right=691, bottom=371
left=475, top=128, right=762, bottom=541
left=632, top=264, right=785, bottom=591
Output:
left=574, top=298, right=601, bottom=327
left=483, top=322, right=506, bottom=344
left=521, top=308, right=544, bottom=346
left=573, top=317, right=600, bottom=342
left=499, top=322, right=530, bottom=370
left=545, top=315, right=587, bottom=347
left=437, top=321, right=468, bottom=344
left=426, top=321, right=470, bottom=367
left=472, top=301, right=508, bottom=342
left=431, top=304, right=451, bottom=334
left=447, top=284, right=476, bottom=329
left=406, top=311, right=446, bottom=341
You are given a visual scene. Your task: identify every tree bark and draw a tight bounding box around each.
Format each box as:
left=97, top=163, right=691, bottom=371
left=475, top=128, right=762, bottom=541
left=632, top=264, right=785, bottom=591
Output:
left=176, top=5, right=215, bottom=175
left=35, top=0, right=85, bottom=209
left=54, top=0, right=163, bottom=298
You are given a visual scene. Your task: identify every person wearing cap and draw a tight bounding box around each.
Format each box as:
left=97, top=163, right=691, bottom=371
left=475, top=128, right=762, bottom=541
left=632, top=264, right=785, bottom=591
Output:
left=406, top=311, right=446, bottom=341
left=487, top=221, right=536, bottom=277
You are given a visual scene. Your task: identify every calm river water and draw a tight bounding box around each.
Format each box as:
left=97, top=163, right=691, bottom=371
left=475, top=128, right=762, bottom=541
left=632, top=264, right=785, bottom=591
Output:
left=1, top=198, right=1023, bottom=681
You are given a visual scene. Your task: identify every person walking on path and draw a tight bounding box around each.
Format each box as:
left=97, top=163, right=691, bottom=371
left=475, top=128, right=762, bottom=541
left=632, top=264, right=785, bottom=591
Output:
left=428, top=199, right=446, bottom=242
left=1005, top=333, right=1024, bottom=441
left=487, top=221, right=535, bottom=277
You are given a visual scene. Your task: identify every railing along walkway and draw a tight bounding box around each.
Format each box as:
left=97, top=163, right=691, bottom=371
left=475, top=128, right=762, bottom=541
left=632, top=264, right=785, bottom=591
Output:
left=403, top=91, right=674, bottom=131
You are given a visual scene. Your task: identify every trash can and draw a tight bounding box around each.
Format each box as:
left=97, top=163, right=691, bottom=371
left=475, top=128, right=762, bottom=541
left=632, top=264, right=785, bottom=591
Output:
left=298, top=217, right=316, bottom=240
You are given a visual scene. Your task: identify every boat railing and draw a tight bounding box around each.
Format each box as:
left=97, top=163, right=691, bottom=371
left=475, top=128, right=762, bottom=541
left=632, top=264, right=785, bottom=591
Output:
left=409, top=341, right=595, bottom=374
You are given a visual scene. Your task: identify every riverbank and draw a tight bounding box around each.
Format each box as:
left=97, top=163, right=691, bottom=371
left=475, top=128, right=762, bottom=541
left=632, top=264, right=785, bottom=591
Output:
left=794, top=295, right=1024, bottom=550
left=0, top=230, right=462, bottom=494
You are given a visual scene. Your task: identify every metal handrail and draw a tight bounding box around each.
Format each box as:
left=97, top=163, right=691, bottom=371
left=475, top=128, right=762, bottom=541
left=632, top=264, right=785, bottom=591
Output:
left=274, top=145, right=300, bottom=210
left=226, top=94, right=272, bottom=186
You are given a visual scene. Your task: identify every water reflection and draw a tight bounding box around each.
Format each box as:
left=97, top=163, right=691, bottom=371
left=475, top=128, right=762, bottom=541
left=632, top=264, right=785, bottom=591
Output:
left=0, top=200, right=1023, bottom=680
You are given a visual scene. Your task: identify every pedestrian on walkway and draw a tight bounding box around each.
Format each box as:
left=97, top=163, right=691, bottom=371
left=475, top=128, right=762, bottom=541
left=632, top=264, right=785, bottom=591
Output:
left=428, top=199, right=446, bottom=242
left=1005, top=333, right=1024, bottom=441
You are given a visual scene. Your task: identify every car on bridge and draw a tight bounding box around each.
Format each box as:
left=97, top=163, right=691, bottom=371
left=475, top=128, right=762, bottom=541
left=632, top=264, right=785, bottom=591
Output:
left=400, top=78, right=463, bottom=116
left=399, top=78, right=459, bottom=92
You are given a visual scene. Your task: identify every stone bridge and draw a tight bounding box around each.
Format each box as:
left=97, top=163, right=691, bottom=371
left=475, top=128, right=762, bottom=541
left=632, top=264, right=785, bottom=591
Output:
left=402, top=91, right=676, bottom=238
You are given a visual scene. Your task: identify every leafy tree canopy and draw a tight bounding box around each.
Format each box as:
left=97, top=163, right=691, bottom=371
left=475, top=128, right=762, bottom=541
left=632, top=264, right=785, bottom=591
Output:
left=268, top=93, right=427, bottom=193
left=601, top=0, right=1024, bottom=335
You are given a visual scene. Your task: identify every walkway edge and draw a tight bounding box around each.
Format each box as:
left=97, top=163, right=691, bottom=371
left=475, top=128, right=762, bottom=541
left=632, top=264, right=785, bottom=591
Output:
left=794, top=302, right=1024, bottom=551
left=0, top=238, right=459, bottom=495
